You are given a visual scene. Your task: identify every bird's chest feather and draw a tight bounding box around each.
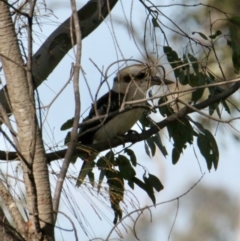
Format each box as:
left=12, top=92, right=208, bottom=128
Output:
left=92, top=107, right=144, bottom=143
left=80, top=87, right=148, bottom=144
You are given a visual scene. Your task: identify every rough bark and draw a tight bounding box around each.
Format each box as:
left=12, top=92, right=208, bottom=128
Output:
left=0, top=0, right=119, bottom=240
left=0, top=0, right=118, bottom=118
left=0, top=208, right=23, bottom=241
left=1, top=79, right=240, bottom=163
left=0, top=2, right=54, bottom=241
left=0, top=181, right=26, bottom=239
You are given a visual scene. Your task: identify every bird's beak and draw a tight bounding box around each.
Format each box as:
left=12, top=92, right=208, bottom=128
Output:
left=151, top=76, right=174, bottom=85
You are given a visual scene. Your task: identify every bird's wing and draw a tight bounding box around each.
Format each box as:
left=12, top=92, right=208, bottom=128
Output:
left=76, top=91, right=125, bottom=186
left=79, top=90, right=125, bottom=144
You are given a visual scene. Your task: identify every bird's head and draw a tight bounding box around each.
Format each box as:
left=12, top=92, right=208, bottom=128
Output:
left=112, top=64, right=173, bottom=100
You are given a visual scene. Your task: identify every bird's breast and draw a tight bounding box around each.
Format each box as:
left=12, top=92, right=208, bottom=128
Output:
left=92, top=107, right=144, bottom=143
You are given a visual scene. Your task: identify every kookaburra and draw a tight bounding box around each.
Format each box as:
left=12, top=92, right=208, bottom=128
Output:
left=76, top=64, right=173, bottom=186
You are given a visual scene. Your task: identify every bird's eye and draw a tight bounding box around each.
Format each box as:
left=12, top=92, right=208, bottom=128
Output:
left=135, top=72, right=146, bottom=79
left=123, top=75, right=132, bottom=82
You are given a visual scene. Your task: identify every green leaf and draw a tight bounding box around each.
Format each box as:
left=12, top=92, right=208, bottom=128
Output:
left=207, top=71, right=215, bottom=81
left=192, top=31, right=208, bottom=40
left=124, top=149, right=137, bottom=166
left=179, top=70, right=188, bottom=85
left=197, top=133, right=212, bottom=170
left=172, top=147, right=181, bottom=164
left=76, top=160, right=95, bottom=186
left=231, top=16, right=240, bottom=26
left=146, top=137, right=156, bottom=156
left=167, top=118, right=194, bottom=164
left=64, top=131, right=70, bottom=145
left=152, top=134, right=168, bottom=157
left=192, top=88, right=204, bottom=103
left=189, top=118, right=205, bottom=133
left=144, top=141, right=151, bottom=158
left=88, top=171, right=95, bottom=187
left=204, top=130, right=219, bottom=170
left=147, top=174, right=164, bottom=192
left=183, top=54, right=190, bottom=70
left=191, top=73, right=206, bottom=102
left=105, top=150, right=115, bottom=165
left=167, top=118, right=194, bottom=148
left=215, top=30, right=222, bottom=36
left=97, top=151, right=115, bottom=192
left=96, top=151, right=115, bottom=171
left=163, top=46, right=182, bottom=78
left=97, top=169, right=106, bottom=193
left=197, top=129, right=219, bottom=171
left=128, top=180, right=134, bottom=189
left=221, top=100, right=231, bottom=114
left=209, top=102, right=220, bottom=116
left=106, top=170, right=124, bottom=224
left=216, top=105, right=221, bottom=118
left=96, top=156, right=108, bottom=169
left=227, top=39, right=232, bottom=47
left=61, top=118, right=74, bottom=130
left=209, top=30, right=222, bottom=39
left=186, top=73, right=197, bottom=87
left=179, top=55, right=190, bottom=86
left=133, top=177, right=156, bottom=205
left=158, top=97, right=174, bottom=117
left=207, top=75, right=224, bottom=117
left=232, top=49, right=240, bottom=73
left=116, top=155, right=136, bottom=180
left=188, top=54, right=199, bottom=74
left=229, top=18, right=240, bottom=73
left=139, top=112, right=153, bottom=128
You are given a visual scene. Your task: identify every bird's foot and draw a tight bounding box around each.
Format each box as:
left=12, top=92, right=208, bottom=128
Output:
left=126, top=129, right=140, bottom=144
left=115, top=135, right=126, bottom=147
left=126, top=129, right=139, bottom=135
left=115, top=130, right=140, bottom=147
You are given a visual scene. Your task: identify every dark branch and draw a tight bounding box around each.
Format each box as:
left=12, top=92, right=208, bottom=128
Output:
left=0, top=0, right=119, bottom=119
left=2, top=82, right=239, bottom=162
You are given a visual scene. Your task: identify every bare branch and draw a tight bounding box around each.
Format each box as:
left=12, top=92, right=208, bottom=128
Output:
left=0, top=180, right=26, bottom=238
left=0, top=1, right=54, bottom=239
left=52, top=0, right=82, bottom=220
left=105, top=174, right=205, bottom=240
left=0, top=0, right=119, bottom=120
left=2, top=80, right=240, bottom=164
left=46, top=80, right=240, bottom=162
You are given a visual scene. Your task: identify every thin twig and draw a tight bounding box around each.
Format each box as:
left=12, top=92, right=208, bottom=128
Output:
left=53, top=0, right=82, bottom=221
left=57, top=211, right=78, bottom=241
left=41, top=70, right=74, bottom=124
left=105, top=174, right=204, bottom=240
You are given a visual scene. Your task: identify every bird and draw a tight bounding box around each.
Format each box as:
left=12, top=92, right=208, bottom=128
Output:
left=76, top=64, right=173, bottom=186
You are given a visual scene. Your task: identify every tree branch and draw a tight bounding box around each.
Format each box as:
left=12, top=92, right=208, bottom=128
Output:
left=1, top=81, right=240, bottom=163
left=35, top=81, right=240, bottom=161
left=53, top=0, right=82, bottom=220
left=0, top=0, right=119, bottom=119
left=0, top=180, right=26, bottom=239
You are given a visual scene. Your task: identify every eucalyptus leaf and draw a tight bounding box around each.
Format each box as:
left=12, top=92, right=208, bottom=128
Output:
left=124, top=149, right=137, bottom=166
left=60, top=117, right=74, bottom=130
left=192, top=31, right=208, bottom=40
left=197, top=129, right=219, bottom=171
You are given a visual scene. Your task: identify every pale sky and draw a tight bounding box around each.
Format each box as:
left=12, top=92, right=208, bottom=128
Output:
left=3, top=0, right=240, bottom=240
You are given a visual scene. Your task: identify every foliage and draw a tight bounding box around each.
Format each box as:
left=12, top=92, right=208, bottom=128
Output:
left=1, top=0, right=240, bottom=240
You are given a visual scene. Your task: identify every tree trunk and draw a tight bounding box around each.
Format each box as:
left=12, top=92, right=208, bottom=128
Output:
left=0, top=2, right=54, bottom=241
left=0, top=0, right=118, bottom=118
